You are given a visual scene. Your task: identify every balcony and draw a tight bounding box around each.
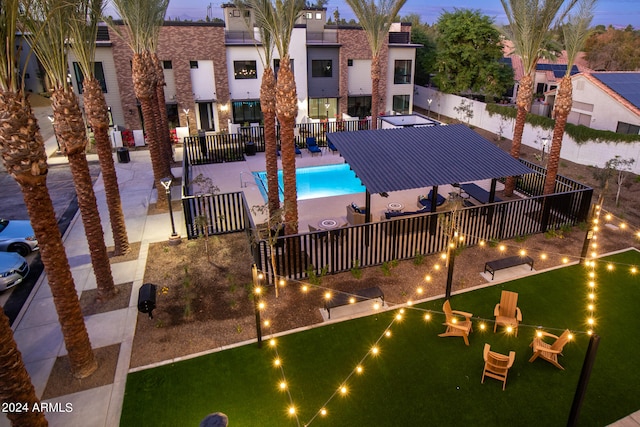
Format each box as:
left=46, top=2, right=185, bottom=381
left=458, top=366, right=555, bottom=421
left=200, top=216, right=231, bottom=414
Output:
left=225, top=31, right=258, bottom=45
left=306, top=30, right=338, bottom=44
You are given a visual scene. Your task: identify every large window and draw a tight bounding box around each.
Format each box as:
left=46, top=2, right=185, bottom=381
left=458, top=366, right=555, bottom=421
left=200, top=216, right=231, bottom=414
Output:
left=234, top=60, right=257, bottom=80
left=347, top=96, right=371, bottom=118
left=198, top=103, right=215, bottom=131
left=72, top=62, right=107, bottom=93
left=312, top=60, right=332, bottom=78
left=616, top=121, right=640, bottom=135
left=232, top=100, right=262, bottom=124
left=308, top=98, right=336, bottom=120
left=392, top=95, right=410, bottom=115
left=393, top=60, right=412, bottom=84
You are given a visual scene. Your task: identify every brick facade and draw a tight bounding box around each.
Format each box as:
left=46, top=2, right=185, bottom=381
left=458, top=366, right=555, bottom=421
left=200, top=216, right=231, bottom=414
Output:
left=337, top=28, right=389, bottom=117
left=109, top=22, right=231, bottom=131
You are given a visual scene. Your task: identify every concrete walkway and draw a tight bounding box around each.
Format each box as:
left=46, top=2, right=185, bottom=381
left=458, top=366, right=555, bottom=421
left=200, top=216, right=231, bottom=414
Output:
left=3, top=137, right=185, bottom=427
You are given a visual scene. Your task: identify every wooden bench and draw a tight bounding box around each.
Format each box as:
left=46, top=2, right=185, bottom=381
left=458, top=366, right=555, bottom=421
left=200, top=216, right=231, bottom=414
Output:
left=484, top=256, right=534, bottom=280
left=461, top=183, right=502, bottom=204
left=324, top=286, right=384, bottom=319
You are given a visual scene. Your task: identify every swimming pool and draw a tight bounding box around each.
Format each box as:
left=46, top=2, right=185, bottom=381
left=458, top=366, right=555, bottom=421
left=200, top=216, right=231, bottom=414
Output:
left=253, top=163, right=366, bottom=201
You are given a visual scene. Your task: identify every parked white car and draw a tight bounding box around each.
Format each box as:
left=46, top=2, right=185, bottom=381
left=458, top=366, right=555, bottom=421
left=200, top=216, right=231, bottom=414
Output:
left=0, top=218, right=39, bottom=256
left=0, top=252, right=29, bottom=292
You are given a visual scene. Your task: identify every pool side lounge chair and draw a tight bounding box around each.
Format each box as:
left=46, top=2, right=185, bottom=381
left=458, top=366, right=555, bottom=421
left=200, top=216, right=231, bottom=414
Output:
left=277, top=145, right=302, bottom=158
left=327, top=140, right=338, bottom=154
left=306, top=137, right=322, bottom=156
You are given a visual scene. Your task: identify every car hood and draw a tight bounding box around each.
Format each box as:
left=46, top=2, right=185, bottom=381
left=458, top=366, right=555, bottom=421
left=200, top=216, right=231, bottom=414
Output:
left=0, top=220, right=36, bottom=239
left=0, top=252, right=27, bottom=270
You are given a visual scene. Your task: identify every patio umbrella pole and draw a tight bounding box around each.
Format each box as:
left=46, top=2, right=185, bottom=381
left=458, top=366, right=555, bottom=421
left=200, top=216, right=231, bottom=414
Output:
left=567, top=334, right=600, bottom=427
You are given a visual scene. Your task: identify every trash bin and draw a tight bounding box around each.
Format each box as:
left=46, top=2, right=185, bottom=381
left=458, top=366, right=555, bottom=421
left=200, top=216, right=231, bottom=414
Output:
left=116, top=147, right=130, bottom=163
left=138, top=283, right=157, bottom=318
left=245, top=141, right=256, bottom=156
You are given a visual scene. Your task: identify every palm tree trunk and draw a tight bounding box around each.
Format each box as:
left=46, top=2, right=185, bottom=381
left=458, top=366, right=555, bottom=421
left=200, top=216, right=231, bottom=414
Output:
left=275, top=55, right=298, bottom=235
left=51, top=87, right=117, bottom=301
left=370, top=54, right=381, bottom=130
left=153, top=54, right=174, bottom=168
left=544, top=75, right=572, bottom=195
left=504, top=73, right=534, bottom=196
left=83, top=78, right=131, bottom=256
left=0, top=90, right=96, bottom=379
left=261, top=67, right=279, bottom=217
left=132, top=51, right=168, bottom=208
left=0, top=308, right=47, bottom=427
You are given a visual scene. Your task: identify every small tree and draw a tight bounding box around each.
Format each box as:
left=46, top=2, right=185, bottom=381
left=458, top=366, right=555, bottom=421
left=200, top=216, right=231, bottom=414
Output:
left=251, top=203, right=295, bottom=298
left=453, top=99, right=474, bottom=125
left=591, top=156, right=635, bottom=206
left=608, top=156, right=635, bottom=206
left=190, top=174, right=220, bottom=262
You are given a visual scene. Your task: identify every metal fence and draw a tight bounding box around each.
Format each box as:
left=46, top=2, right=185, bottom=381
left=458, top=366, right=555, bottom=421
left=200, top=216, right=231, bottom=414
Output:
left=254, top=186, right=593, bottom=283
left=180, top=132, right=593, bottom=282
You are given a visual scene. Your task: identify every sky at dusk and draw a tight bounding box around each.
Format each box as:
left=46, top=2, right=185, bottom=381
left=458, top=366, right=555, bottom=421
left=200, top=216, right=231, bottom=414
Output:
left=104, top=0, right=640, bottom=29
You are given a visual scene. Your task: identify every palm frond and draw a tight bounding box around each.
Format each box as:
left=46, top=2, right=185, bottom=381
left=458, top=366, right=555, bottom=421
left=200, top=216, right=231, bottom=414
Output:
left=0, top=0, right=21, bottom=91
left=108, top=0, right=166, bottom=54
left=345, top=0, right=408, bottom=56
left=500, top=0, right=580, bottom=72
left=20, top=0, right=74, bottom=90
left=562, top=0, right=595, bottom=71
left=234, top=0, right=275, bottom=68
left=67, top=0, right=104, bottom=81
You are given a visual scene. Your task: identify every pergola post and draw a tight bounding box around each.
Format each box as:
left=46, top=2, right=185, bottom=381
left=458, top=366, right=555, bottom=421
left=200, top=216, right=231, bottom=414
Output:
left=365, top=190, right=371, bottom=223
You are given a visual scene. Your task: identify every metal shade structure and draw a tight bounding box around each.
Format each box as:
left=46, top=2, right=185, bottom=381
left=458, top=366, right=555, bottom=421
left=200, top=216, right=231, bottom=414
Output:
left=327, top=124, right=534, bottom=221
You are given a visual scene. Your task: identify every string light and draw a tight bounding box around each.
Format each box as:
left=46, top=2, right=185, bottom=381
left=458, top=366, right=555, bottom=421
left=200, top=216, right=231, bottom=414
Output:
left=253, top=207, right=640, bottom=425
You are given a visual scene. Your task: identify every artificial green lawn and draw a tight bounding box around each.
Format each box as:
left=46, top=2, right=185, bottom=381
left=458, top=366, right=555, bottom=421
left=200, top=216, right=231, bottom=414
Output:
left=120, top=250, right=640, bottom=426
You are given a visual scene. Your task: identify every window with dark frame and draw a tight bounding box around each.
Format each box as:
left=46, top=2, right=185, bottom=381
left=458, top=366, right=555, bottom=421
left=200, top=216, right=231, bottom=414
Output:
left=616, top=121, right=640, bottom=135
left=312, top=59, right=332, bottom=78
left=347, top=96, right=371, bottom=119
left=72, top=61, right=107, bottom=93
left=232, top=100, right=263, bottom=123
left=393, top=60, right=412, bottom=84
left=234, top=60, right=257, bottom=79
left=190, top=61, right=198, bottom=69
left=392, top=94, right=410, bottom=114
left=163, top=60, right=172, bottom=69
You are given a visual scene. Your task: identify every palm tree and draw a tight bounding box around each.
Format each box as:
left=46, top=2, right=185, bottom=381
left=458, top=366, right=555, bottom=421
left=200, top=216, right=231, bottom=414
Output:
left=250, top=0, right=304, bottom=235
left=68, top=0, right=131, bottom=256
left=1, top=0, right=96, bottom=379
left=22, top=0, right=117, bottom=302
left=109, top=0, right=172, bottom=207
left=346, top=0, right=407, bottom=129
left=500, top=0, right=578, bottom=196
left=543, top=0, right=595, bottom=195
left=236, top=0, right=280, bottom=217
left=0, top=309, right=47, bottom=426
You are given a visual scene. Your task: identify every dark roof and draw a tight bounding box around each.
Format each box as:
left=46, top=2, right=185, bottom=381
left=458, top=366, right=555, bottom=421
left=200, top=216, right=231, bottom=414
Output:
left=591, top=72, right=640, bottom=110
left=536, top=63, right=579, bottom=78
left=96, top=26, right=110, bottom=41
left=327, top=125, right=533, bottom=194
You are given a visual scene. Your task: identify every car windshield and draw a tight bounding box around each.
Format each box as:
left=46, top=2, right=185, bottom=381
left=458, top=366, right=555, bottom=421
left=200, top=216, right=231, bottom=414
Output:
left=0, top=219, right=7, bottom=233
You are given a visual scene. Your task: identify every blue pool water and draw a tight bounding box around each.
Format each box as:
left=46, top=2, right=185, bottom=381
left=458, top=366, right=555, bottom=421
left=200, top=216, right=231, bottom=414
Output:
left=253, top=163, right=365, bottom=201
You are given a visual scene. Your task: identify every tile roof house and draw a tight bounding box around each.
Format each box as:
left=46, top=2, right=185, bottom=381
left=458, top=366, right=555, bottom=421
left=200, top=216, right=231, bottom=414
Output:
left=546, top=71, right=640, bottom=134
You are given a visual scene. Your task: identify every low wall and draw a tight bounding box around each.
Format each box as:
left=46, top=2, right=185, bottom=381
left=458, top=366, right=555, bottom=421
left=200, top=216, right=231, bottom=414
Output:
left=414, top=86, right=640, bottom=175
